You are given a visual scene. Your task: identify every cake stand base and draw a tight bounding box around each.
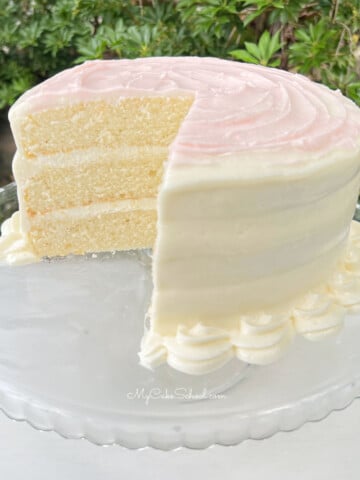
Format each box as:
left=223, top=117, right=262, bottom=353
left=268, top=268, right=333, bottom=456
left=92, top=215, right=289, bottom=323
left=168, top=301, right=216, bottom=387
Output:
left=0, top=251, right=359, bottom=450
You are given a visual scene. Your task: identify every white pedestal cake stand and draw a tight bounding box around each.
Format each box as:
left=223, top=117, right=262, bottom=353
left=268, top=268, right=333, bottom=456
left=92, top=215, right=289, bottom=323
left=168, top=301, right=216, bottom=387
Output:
left=0, top=245, right=360, bottom=450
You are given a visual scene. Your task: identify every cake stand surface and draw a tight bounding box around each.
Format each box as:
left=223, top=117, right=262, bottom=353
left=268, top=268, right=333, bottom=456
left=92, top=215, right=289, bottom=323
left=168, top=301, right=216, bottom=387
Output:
left=0, top=247, right=360, bottom=450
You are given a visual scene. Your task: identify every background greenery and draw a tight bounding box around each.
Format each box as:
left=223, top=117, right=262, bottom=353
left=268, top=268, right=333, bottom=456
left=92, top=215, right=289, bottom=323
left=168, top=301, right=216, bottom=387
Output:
left=0, top=0, right=360, bottom=113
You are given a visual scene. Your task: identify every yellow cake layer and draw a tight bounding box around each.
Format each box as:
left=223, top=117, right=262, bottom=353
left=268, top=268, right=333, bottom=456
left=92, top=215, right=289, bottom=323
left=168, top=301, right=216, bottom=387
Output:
left=18, top=97, right=193, bottom=158
left=28, top=199, right=157, bottom=257
left=20, top=148, right=167, bottom=215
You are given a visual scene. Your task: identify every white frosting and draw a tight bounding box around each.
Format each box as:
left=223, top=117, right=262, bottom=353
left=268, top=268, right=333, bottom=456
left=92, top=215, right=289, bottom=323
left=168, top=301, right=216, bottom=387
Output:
left=293, top=291, right=345, bottom=340
left=140, top=221, right=360, bottom=375
left=165, top=324, right=235, bottom=375
left=37, top=197, right=156, bottom=219
left=326, top=224, right=360, bottom=311
left=233, top=312, right=294, bottom=365
left=0, top=212, right=38, bottom=265
left=152, top=152, right=360, bottom=332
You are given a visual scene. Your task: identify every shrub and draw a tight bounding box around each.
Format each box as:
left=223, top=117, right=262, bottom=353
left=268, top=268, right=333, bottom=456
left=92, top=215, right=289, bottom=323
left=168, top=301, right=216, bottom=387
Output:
left=0, top=0, right=359, bottom=111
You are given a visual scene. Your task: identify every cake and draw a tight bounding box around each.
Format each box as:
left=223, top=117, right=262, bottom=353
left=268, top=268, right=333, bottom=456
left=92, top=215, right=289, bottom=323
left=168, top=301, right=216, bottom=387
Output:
left=1, top=57, right=360, bottom=375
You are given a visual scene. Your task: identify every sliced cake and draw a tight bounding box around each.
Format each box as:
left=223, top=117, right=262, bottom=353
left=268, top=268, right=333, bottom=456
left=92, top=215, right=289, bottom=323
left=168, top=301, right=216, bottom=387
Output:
left=2, top=57, right=360, bottom=374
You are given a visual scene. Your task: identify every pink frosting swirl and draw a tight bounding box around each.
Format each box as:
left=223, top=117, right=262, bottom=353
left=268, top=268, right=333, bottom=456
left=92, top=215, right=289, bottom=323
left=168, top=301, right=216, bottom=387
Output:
left=10, top=57, right=360, bottom=165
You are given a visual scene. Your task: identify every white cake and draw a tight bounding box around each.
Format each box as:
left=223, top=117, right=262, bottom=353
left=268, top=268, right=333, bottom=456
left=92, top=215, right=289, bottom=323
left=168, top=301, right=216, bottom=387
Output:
left=2, top=57, right=360, bottom=374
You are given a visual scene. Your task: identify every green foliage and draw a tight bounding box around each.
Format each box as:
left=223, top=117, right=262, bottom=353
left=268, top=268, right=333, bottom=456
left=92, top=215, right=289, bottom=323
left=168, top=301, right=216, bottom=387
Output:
left=231, top=30, right=282, bottom=66
left=1, top=0, right=360, bottom=109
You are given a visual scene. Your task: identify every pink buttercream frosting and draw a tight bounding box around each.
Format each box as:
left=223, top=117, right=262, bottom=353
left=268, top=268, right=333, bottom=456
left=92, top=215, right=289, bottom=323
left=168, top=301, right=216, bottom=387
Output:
left=10, top=57, right=360, bottom=163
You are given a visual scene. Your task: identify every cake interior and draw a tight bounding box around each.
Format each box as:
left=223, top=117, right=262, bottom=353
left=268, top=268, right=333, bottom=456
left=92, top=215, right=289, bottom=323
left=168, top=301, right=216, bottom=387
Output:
left=16, top=96, right=194, bottom=257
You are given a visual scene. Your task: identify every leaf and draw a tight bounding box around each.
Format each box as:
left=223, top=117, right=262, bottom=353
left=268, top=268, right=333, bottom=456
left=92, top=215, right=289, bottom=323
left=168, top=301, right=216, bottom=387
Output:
left=347, top=82, right=360, bottom=105
left=295, top=29, right=311, bottom=42
left=269, top=30, right=282, bottom=56
left=269, top=58, right=281, bottom=67
left=230, top=49, right=259, bottom=64
left=258, top=30, right=271, bottom=60
left=244, top=42, right=261, bottom=60
left=76, top=36, right=106, bottom=61
left=243, top=8, right=266, bottom=27
left=240, top=31, right=282, bottom=66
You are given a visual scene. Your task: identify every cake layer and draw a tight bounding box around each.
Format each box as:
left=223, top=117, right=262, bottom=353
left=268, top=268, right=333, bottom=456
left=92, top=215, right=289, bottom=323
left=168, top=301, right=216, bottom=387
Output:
left=14, top=147, right=167, bottom=214
left=28, top=199, right=156, bottom=257
left=14, top=97, right=193, bottom=158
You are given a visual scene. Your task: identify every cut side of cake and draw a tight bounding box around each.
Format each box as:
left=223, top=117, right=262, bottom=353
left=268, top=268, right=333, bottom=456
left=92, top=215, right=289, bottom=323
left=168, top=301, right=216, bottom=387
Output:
left=2, top=57, right=360, bottom=375
left=13, top=94, right=193, bottom=256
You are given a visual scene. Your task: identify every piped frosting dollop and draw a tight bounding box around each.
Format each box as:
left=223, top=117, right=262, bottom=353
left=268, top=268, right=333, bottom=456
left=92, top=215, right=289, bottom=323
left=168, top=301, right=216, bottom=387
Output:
left=0, top=212, right=38, bottom=265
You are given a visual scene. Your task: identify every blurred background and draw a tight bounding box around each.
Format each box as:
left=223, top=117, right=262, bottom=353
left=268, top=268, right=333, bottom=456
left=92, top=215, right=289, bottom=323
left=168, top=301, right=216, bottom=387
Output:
left=1, top=0, right=360, bottom=186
